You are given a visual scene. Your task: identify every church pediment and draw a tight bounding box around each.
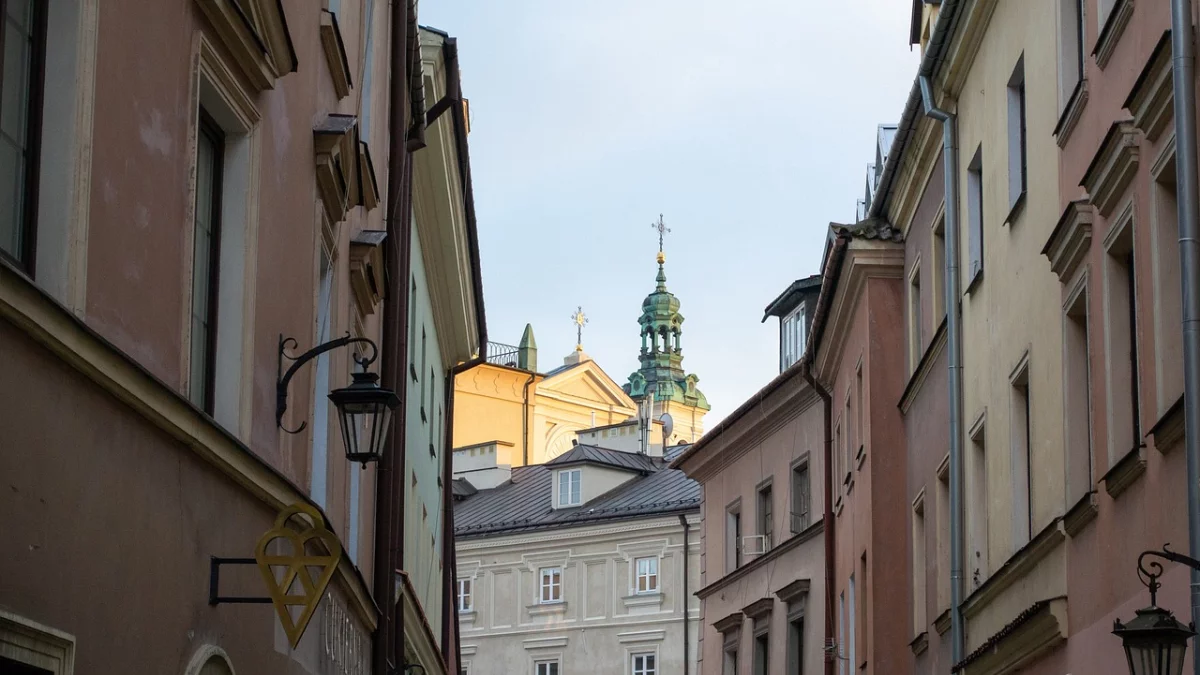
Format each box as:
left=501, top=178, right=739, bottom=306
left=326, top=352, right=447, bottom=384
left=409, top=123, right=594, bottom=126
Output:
left=539, top=361, right=637, bottom=411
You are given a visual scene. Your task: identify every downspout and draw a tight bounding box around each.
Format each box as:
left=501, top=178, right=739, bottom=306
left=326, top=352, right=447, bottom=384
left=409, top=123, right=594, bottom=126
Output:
left=1169, top=0, right=1200, bottom=661
left=375, top=0, right=412, bottom=672
left=802, top=366, right=835, bottom=675
left=919, top=73, right=965, bottom=667
left=522, top=372, right=535, bottom=465
left=678, top=513, right=691, bottom=675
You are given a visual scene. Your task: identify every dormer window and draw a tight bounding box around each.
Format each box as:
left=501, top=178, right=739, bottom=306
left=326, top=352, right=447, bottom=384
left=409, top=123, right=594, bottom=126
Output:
left=557, top=469, right=581, bottom=507
left=781, top=303, right=807, bottom=370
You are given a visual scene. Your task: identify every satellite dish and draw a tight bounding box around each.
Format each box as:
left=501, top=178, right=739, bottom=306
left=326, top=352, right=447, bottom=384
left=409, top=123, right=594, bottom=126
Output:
left=660, top=413, right=674, bottom=442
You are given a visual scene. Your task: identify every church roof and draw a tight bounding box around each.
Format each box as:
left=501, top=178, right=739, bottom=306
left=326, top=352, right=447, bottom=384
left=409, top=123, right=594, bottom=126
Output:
left=547, top=444, right=659, bottom=474
left=454, top=456, right=699, bottom=537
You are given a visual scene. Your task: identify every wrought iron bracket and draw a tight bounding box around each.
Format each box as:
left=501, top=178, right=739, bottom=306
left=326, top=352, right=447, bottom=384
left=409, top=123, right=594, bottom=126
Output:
left=208, top=556, right=271, bottom=605
left=1137, top=544, right=1200, bottom=606
left=276, top=333, right=379, bottom=434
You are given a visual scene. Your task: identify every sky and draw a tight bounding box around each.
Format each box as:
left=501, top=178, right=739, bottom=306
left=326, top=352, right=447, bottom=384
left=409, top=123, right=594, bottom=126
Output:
left=421, top=1, right=921, bottom=426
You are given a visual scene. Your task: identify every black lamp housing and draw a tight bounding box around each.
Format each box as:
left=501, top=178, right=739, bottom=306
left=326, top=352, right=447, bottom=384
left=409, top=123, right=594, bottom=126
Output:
left=1113, top=605, right=1194, bottom=675
left=328, top=370, right=400, bottom=466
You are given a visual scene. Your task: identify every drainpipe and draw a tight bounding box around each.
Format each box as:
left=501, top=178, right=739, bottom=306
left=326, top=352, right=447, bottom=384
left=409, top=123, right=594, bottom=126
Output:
left=1169, top=0, right=1200, bottom=663
left=919, top=73, right=965, bottom=667
left=522, top=372, right=535, bottom=465
left=679, top=513, right=691, bottom=675
left=802, top=367, right=835, bottom=675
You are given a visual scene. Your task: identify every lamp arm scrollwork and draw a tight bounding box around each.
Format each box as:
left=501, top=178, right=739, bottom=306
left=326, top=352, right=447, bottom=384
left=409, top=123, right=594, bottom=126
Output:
left=276, top=333, right=379, bottom=434
left=1136, top=544, right=1200, bottom=606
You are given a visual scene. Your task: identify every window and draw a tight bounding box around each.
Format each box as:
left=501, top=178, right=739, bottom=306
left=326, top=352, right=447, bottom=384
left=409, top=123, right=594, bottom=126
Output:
left=909, top=261, right=923, bottom=368
left=1058, top=0, right=1085, bottom=110
left=189, top=109, right=225, bottom=414
left=1011, top=363, right=1033, bottom=548
left=753, top=629, right=769, bottom=675
left=310, top=249, right=333, bottom=508
left=0, top=0, right=46, bottom=271
left=936, top=458, right=950, bottom=612
left=791, top=461, right=811, bottom=533
left=420, top=326, right=427, bottom=420
left=557, top=469, right=581, bottom=507
left=912, top=493, right=927, bottom=634
left=837, top=593, right=846, bottom=675
left=858, top=554, right=868, bottom=665
left=409, top=280, right=418, bottom=380
left=758, top=483, right=773, bottom=551
left=635, top=556, right=658, bottom=594
left=967, top=146, right=984, bottom=286
left=932, top=216, right=946, bottom=320
left=724, top=645, right=739, bottom=675
left=539, top=567, right=562, bottom=603
left=1154, top=158, right=1183, bottom=411
left=726, top=503, right=743, bottom=572
left=781, top=303, right=806, bottom=371
left=1007, top=55, right=1027, bottom=212
left=534, top=661, right=559, bottom=675
left=1105, top=219, right=1141, bottom=462
left=787, top=616, right=804, bottom=675
left=855, top=364, right=864, bottom=457
left=360, top=0, right=376, bottom=142
left=968, top=416, right=989, bottom=588
left=1065, top=285, right=1094, bottom=505
left=1098, top=0, right=1117, bottom=29
left=457, top=578, right=473, bottom=612
left=847, top=575, right=857, bottom=670
left=632, top=653, right=656, bottom=675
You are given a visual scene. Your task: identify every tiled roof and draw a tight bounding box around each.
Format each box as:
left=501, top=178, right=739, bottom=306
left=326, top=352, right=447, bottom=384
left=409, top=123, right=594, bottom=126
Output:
left=454, top=460, right=699, bottom=537
left=830, top=216, right=904, bottom=243
left=547, top=444, right=658, bottom=473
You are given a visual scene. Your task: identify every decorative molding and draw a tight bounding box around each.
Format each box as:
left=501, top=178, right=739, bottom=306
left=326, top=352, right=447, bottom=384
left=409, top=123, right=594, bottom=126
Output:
left=1080, top=121, right=1141, bottom=217
left=522, top=636, right=568, bottom=650
left=314, top=114, right=360, bottom=226
left=194, top=0, right=297, bottom=91
left=1093, top=0, right=1134, bottom=70
left=696, top=518, right=822, bottom=599
left=1063, top=491, right=1099, bottom=536
left=0, top=609, right=76, bottom=675
left=1150, top=395, right=1185, bottom=454
left=953, top=599, right=1067, bottom=675
left=910, top=631, right=929, bottom=656
left=742, top=598, right=774, bottom=619
left=457, top=513, right=697, bottom=549
left=1103, top=445, right=1147, bottom=498
left=900, top=318, right=948, bottom=414
left=934, top=608, right=951, bottom=636
left=1124, top=31, right=1174, bottom=142
left=526, top=602, right=568, bottom=618
left=1054, top=80, right=1089, bottom=148
left=348, top=230, right=386, bottom=317
left=0, top=260, right=378, bottom=631
left=1042, top=201, right=1094, bottom=283
left=813, top=244, right=906, bottom=384
left=621, top=592, right=665, bottom=610
left=319, top=10, right=352, bottom=99
left=962, top=519, right=1065, bottom=619
left=617, top=630, right=666, bottom=644
left=713, top=612, right=744, bottom=634
left=775, top=579, right=810, bottom=605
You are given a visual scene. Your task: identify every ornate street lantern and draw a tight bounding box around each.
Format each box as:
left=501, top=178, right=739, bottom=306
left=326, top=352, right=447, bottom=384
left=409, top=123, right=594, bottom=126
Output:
left=1114, top=545, right=1200, bottom=675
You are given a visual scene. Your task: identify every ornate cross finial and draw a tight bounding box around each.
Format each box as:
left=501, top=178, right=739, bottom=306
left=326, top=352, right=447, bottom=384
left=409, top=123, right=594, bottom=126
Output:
left=651, top=214, right=671, bottom=255
left=571, top=306, right=588, bottom=351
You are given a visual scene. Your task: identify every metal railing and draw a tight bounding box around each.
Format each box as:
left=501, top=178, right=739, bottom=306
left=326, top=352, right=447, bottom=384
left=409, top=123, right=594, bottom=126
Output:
left=486, top=341, right=520, bottom=367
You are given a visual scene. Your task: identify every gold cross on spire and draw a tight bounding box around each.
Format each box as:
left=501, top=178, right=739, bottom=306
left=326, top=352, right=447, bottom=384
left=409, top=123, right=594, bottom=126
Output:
left=571, top=306, right=588, bottom=351
left=651, top=214, right=671, bottom=261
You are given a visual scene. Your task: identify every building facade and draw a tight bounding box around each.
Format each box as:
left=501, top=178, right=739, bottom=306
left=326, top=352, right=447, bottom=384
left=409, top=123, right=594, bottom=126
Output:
left=452, top=443, right=701, bottom=675
left=0, top=4, right=479, bottom=675
left=671, top=275, right=825, bottom=675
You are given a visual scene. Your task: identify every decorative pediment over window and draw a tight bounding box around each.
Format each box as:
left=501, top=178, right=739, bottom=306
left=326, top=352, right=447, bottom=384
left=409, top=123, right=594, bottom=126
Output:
left=314, top=114, right=360, bottom=225
left=1124, top=31, right=1173, bottom=143
left=1041, top=200, right=1094, bottom=283
left=349, top=230, right=386, bottom=317
left=1080, top=121, right=1140, bottom=218
left=320, top=10, right=353, bottom=99
left=195, top=0, right=297, bottom=91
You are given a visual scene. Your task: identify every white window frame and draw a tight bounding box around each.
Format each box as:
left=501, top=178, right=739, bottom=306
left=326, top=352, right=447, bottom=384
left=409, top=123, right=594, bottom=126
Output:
left=540, top=567, right=562, bottom=604
left=781, top=303, right=806, bottom=369
left=632, top=652, right=657, bottom=675
left=558, top=469, right=581, bottom=507
left=635, top=556, right=659, bottom=594
left=457, top=578, right=473, bottom=613
left=535, top=659, right=560, bottom=675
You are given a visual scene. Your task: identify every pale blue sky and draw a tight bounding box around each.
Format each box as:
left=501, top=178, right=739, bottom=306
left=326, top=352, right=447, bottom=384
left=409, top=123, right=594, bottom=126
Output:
left=422, top=1, right=920, bottom=425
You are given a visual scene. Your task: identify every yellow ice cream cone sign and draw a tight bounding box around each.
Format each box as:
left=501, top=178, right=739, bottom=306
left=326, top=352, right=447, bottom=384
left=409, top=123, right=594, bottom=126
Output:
left=254, top=503, right=343, bottom=648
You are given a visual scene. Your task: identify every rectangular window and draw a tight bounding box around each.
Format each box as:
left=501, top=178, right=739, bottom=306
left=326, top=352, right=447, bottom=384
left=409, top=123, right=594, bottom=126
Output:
left=726, top=503, right=742, bottom=572
left=1011, top=363, right=1033, bottom=548
left=189, top=109, right=225, bottom=414
left=1154, top=159, right=1184, bottom=411
left=0, top=0, right=46, bottom=270
left=535, top=661, right=559, bottom=675
left=791, top=461, right=811, bottom=533
left=632, top=653, right=656, bottom=675
left=912, top=494, right=927, bottom=634
left=967, top=146, right=984, bottom=287
left=758, top=483, right=773, bottom=551
left=855, top=364, right=864, bottom=456
left=409, top=280, right=418, bottom=379
left=420, top=326, right=428, bottom=421
left=834, top=422, right=843, bottom=494
left=457, top=578, right=473, bottom=612
left=1007, top=55, right=1027, bottom=211
left=1058, top=0, right=1085, bottom=111
left=936, top=459, right=950, bottom=612
left=969, top=418, right=989, bottom=588
left=837, top=592, right=846, bottom=675
left=847, top=576, right=857, bottom=673
left=724, top=646, right=739, bottom=675
left=859, top=553, right=868, bottom=665
left=932, top=216, right=946, bottom=321
left=909, top=261, right=923, bottom=369
left=781, top=304, right=805, bottom=371
left=310, top=249, right=333, bottom=508
left=1065, top=286, right=1094, bottom=505
left=635, top=556, right=658, bottom=594
left=1105, top=222, right=1141, bottom=462
left=787, top=617, right=804, bottom=675
left=539, top=567, right=562, bottom=604
left=753, top=630, right=769, bottom=675
left=557, top=469, right=581, bottom=507
left=360, top=0, right=376, bottom=142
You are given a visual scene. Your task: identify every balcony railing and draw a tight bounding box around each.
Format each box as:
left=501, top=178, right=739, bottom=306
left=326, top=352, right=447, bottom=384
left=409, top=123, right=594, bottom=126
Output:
left=486, top=341, right=520, bottom=368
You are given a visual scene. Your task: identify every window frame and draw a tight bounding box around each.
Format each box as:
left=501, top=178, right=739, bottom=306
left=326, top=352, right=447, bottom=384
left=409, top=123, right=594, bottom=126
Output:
left=557, top=468, right=581, bottom=507
left=534, top=660, right=560, bottom=675
left=0, top=0, right=49, bottom=274
left=1007, top=55, right=1028, bottom=216
left=790, top=457, right=811, bottom=534
left=190, top=108, right=226, bottom=415
left=757, top=480, right=773, bottom=551
left=457, top=577, right=473, bottom=613
left=632, top=652, right=657, bottom=675
left=539, top=567, right=562, bottom=604
left=966, top=146, right=985, bottom=289
left=634, top=555, right=659, bottom=594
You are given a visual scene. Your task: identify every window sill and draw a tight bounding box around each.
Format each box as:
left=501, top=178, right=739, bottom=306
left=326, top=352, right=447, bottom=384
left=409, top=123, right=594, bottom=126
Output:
left=457, top=610, right=477, bottom=622
left=420, top=408, right=427, bottom=423
left=1054, top=79, right=1089, bottom=148
left=622, top=591, right=665, bottom=609
left=855, top=444, right=865, bottom=469
left=1005, top=191, right=1027, bottom=227
left=528, top=601, right=567, bottom=617
left=835, top=496, right=844, bottom=516
left=410, top=363, right=418, bottom=382
left=964, top=270, right=984, bottom=296
left=1093, top=0, right=1134, bottom=70
left=1063, top=491, right=1099, bottom=537
left=934, top=608, right=951, bottom=636
left=1102, top=444, right=1147, bottom=499
left=910, top=631, right=929, bottom=656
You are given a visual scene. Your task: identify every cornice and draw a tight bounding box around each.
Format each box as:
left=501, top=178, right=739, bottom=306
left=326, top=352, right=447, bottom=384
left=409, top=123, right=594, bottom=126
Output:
left=696, top=519, right=824, bottom=599
left=940, top=0, right=1002, bottom=100
left=962, top=519, right=1065, bottom=620
left=1054, top=80, right=1089, bottom=148
left=893, top=118, right=944, bottom=240
left=900, top=317, right=948, bottom=414
left=1150, top=394, right=1185, bottom=455
left=456, top=514, right=699, bottom=551
left=1125, top=30, right=1173, bottom=142
left=713, top=612, right=744, bottom=634
left=814, top=244, right=905, bottom=383
left=1042, top=200, right=1094, bottom=283
left=1102, top=444, right=1147, bottom=498
left=1080, top=121, right=1141, bottom=218
left=953, top=598, right=1067, bottom=675
left=1093, top=0, right=1134, bottom=70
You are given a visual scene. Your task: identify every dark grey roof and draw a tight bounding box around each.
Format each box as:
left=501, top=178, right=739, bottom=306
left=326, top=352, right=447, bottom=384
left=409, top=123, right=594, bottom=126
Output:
left=663, top=443, right=690, bottom=461
left=454, top=460, right=700, bottom=538
left=451, top=478, right=477, bottom=500
left=541, top=360, right=584, bottom=378
left=762, top=274, right=823, bottom=322
left=547, top=444, right=658, bottom=473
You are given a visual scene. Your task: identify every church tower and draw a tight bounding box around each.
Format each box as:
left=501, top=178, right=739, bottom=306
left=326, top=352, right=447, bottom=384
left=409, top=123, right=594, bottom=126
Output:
left=624, top=215, right=710, bottom=444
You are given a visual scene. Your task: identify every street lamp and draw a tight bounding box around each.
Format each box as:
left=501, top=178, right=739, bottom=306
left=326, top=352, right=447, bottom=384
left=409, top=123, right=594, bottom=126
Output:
left=1114, top=545, right=1200, bottom=675
left=276, top=334, right=400, bottom=466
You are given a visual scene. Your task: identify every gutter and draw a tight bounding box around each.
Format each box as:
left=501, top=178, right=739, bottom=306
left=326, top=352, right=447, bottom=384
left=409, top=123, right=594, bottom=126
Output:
left=679, top=513, right=691, bottom=675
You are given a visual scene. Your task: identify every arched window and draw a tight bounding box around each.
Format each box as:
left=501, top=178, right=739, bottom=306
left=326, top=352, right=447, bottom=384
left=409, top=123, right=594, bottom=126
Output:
left=185, top=646, right=235, bottom=675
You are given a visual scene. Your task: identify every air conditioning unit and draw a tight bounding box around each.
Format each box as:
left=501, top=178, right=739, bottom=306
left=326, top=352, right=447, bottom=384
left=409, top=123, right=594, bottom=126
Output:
left=741, top=535, right=769, bottom=556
